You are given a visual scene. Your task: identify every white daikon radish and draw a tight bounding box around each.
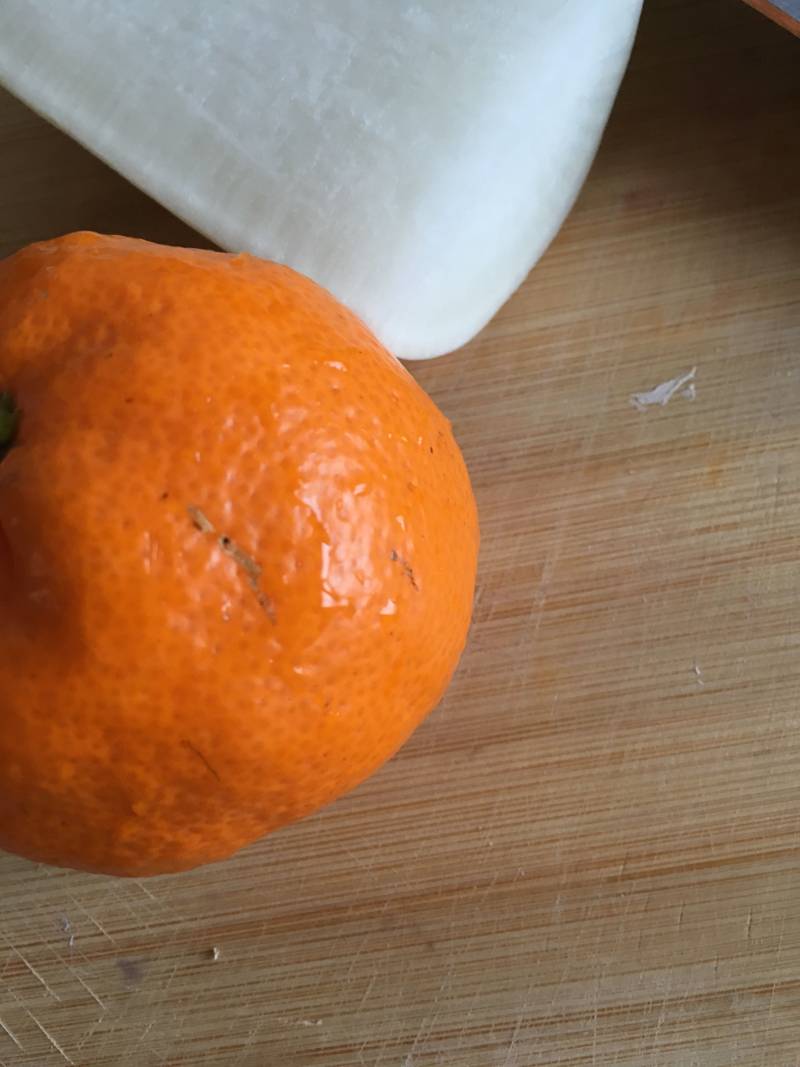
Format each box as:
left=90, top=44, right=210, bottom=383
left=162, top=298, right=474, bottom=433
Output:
left=0, top=1, right=642, bottom=359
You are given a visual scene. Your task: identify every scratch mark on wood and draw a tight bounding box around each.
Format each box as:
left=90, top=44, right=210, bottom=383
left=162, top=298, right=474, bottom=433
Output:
left=233, top=1015, right=267, bottom=1065
left=0, top=1018, right=22, bottom=1051
left=74, top=1006, right=106, bottom=1052
left=85, top=914, right=117, bottom=947
left=13, top=948, right=60, bottom=1000
left=135, top=881, right=158, bottom=903
left=356, top=973, right=376, bottom=1010
left=26, top=1012, right=73, bottom=1065
left=160, top=962, right=180, bottom=999
left=502, top=1010, right=525, bottom=1066
left=70, top=967, right=106, bottom=1011
left=766, top=980, right=778, bottom=1023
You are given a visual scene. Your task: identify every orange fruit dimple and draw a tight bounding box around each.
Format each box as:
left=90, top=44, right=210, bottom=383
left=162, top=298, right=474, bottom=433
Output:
left=0, top=232, right=478, bottom=876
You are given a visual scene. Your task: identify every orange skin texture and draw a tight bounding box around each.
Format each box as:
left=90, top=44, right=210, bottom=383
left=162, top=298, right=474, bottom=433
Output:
left=0, top=232, right=478, bottom=876
left=0, top=519, right=12, bottom=603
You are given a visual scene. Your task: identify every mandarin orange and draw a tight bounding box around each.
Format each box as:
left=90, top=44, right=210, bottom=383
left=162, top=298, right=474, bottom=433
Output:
left=0, top=232, right=478, bottom=876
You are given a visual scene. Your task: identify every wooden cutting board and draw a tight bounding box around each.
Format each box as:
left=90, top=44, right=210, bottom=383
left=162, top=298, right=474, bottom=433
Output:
left=0, top=1, right=798, bottom=1064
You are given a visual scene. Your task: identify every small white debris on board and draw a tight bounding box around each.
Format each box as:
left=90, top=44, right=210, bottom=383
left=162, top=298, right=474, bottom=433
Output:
left=692, top=662, right=705, bottom=687
left=60, top=915, right=75, bottom=948
left=630, top=367, right=696, bottom=412
left=210, top=946, right=221, bottom=962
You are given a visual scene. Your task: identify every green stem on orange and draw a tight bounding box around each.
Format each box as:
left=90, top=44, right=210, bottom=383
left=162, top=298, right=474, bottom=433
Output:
left=0, top=393, right=19, bottom=456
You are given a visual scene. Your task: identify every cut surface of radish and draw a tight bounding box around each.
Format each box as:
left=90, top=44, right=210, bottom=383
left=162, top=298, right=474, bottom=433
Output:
left=0, top=0, right=642, bottom=359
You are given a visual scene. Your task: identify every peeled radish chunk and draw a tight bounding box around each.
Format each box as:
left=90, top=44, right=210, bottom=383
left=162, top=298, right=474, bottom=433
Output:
left=0, top=0, right=642, bottom=358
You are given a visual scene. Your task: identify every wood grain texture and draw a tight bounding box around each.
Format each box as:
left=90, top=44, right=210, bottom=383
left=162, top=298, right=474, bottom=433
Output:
left=1, top=1, right=799, bottom=1063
